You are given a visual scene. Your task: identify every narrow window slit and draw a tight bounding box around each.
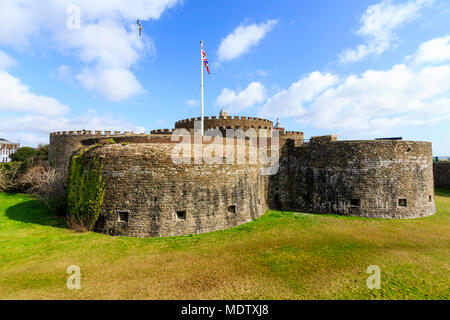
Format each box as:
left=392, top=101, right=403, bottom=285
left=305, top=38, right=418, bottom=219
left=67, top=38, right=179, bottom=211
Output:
left=274, top=194, right=281, bottom=210
left=398, top=199, right=407, bottom=207
left=176, top=211, right=186, bottom=220
left=350, top=199, right=361, bottom=207
left=118, top=211, right=129, bottom=223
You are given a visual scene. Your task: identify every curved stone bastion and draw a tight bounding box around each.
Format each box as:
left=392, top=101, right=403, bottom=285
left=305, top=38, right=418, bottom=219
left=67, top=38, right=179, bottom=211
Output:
left=80, top=142, right=269, bottom=238
left=270, top=139, right=436, bottom=219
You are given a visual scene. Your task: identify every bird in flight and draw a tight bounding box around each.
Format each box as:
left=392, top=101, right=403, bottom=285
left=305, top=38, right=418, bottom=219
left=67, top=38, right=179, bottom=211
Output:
left=137, top=20, right=143, bottom=37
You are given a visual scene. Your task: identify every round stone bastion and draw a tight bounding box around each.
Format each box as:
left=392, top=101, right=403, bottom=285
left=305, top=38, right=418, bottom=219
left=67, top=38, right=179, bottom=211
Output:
left=271, top=140, right=437, bottom=219
left=81, top=142, right=269, bottom=238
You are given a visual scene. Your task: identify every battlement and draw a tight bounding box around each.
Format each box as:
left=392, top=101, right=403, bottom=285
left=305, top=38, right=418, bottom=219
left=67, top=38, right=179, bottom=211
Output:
left=150, top=129, right=176, bottom=135
left=175, top=116, right=273, bottom=126
left=49, top=130, right=151, bottom=137
left=283, top=131, right=304, bottom=136
left=151, top=127, right=301, bottom=135
left=174, top=116, right=274, bottom=123
left=49, top=127, right=305, bottom=138
left=310, top=135, right=338, bottom=144
left=175, top=115, right=274, bottom=132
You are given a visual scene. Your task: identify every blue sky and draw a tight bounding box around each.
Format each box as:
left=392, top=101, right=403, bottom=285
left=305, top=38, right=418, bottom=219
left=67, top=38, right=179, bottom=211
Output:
left=0, top=0, right=449, bottom=155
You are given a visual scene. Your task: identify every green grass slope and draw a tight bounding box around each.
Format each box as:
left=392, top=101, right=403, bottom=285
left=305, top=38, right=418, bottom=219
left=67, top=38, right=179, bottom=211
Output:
left=0, top=190, right=449, bottom=300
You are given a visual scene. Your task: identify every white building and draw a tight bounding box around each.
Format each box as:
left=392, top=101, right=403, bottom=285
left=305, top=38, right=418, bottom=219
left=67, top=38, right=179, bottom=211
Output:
left=0, top=138, right=19, bottom=163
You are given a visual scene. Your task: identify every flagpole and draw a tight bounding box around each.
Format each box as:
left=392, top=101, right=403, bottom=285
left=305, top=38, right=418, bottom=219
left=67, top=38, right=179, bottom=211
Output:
left=200, top=41, right=204, bottom=137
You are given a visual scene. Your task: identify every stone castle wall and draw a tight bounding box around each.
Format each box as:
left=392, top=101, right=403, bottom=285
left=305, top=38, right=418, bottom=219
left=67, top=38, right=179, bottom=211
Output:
left=271, top=139, right=436, bottom=219
left=49, top=130, right=149, bottom=167
left=50, top=124, right=304, bottom=168
left=82, top=143, right=269, bottom=238
left=433, top=162, right=450, bottom=189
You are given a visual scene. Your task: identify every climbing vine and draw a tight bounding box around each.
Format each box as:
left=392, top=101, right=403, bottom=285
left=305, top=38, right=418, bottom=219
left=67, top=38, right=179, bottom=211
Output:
left=67, top=150, right=105, bottom=231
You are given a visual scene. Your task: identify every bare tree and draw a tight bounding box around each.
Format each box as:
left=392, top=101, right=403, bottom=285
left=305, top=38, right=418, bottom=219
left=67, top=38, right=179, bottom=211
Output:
left=0, top=169, right=6, bottom=191
left=20, top=164, right=67, bottom=214
left=0, top=162, right=23, bottom=192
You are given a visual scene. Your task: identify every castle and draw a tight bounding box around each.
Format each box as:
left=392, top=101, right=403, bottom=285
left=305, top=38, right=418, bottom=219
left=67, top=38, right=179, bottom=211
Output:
left=49, top=110, right=436, bottom=238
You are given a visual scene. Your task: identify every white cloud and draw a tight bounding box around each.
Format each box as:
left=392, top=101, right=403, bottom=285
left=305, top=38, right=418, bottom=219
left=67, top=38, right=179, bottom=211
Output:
left=0, top=1, right=178, bottom=144
left=0, top=0, right=180, bottom=101
left=259, top=72, right=339, bottom=118
left=52, top=65, right=72, bottom=81
left=217, top=20, right=278, bottom=62
left=0, top=70, right=69, bottom=117
left=0, top=54, right=142, bottom=146
left=412, top=35, right=450, bottom=64
left=0, top=1, right=181, bottom=47
left=77, top=67, right=143, bottom=102
left=0, top=1, right=38, bottom=49
left=0, top=111, right=145, bottom=147
left=216, top=82, right=267, bottom=112
left=248, top=69, right=268, bottom=77
left=302, top=64, right=450, bottom=134
left=340, top=0, right=433, bottom=63
left=185, top=99, right=199, bottom=107
left=259, top=61, right=450, bottom=136
left=62, top=19, right=152, bottom=68
left=0, top=66, right=142, bottom=146
left=0, top=50, right=17, bottom=69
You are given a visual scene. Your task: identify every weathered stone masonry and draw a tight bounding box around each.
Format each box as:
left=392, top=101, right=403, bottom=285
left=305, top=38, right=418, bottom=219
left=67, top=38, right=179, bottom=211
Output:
left=270, top=138, right=435, bottom=219
left=433, top=162, right=450, bottom=189
left=49, top=113, right=437, bottom=238
left=84, top=143, right=268, bottom=238
left=49, top=130, right=145, bottom=168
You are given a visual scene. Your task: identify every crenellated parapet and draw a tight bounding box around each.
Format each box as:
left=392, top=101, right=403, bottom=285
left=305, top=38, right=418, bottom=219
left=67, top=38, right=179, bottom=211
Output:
left=310, top=134, right=338, bottom=144
left=175, top=115, right=274, bottom=131
left=150, top=129, right=177, bottom=135
left=151, top=126, right=305, bottom=140
left=279, top=130, right=305, bottom=147
left=49, top=130, right=145, bottom=137
left=48, top=123, right=313, bottom=169
left=48, top=130, right=152, bottom=167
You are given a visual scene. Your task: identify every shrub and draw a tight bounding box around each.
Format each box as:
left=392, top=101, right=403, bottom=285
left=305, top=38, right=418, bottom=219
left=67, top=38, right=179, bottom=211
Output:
left=98, top=138, right=116, bottom=145
left=67, top=154, right=105, bottom=231
left=19, top=164, right=67, bottom=215
left=36, top=144, right=49, bottom=160
left=10, top=147, right=37, bottom=162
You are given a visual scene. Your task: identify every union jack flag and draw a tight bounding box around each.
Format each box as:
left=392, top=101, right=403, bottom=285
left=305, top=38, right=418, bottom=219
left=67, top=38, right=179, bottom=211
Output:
left=202, top=49, right=211, bottom=75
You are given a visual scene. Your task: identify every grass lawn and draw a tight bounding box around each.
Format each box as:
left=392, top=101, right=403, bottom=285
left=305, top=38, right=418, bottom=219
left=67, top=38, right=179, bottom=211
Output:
left=0, top=190, right=449, bottom=300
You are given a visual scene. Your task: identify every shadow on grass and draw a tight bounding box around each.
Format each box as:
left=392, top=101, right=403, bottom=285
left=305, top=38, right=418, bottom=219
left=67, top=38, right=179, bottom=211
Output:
left=6, top=199, right=68, bottom=229
left=435, top=188, right=450, bottom=197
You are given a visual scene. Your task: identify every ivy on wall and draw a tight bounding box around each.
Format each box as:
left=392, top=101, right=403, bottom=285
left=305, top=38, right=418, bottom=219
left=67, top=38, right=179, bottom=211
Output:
left=67, top=149, right=105, bottom=231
